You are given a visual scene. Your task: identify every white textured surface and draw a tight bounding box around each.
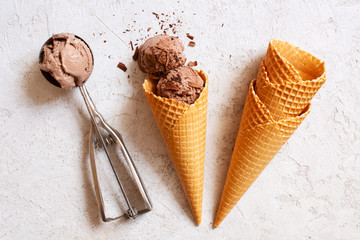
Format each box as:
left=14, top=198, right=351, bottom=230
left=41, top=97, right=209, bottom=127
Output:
left=1, top=0, right=360, bottom=239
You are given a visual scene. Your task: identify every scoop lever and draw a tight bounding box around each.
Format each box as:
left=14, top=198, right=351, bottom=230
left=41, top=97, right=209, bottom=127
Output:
left=79, top=84, right=152, bottom=222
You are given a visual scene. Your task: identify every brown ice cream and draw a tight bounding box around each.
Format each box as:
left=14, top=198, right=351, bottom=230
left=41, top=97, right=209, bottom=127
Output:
left=157, top=66, right=204, bottom=105
left=138, top=35, right=186, bottom=76
left=39, top=33, right=93, bottom=90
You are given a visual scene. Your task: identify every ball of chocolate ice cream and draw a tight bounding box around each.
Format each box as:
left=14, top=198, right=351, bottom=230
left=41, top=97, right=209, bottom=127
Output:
left=157, top=66, right=204, bottom=105
left=39, top=33, right=93, bottom=90
left=138, top=35, right=186, bottom=77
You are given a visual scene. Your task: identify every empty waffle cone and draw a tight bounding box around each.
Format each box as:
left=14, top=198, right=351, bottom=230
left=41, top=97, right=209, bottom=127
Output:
left=214, top=80, right=311, bottom=228
left=143, top=70, right=208, bottom=225
left=265, top=39, right=325, bottom=84
left=214, top=40, right=326, bottom=228
left=255, top=59, right=326, bottom=120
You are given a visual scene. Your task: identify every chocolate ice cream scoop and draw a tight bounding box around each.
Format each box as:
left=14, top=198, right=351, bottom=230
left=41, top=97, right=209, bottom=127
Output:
left=138, top=35, right=186, bottom=77
left=39, top=33, right=94, bottom=90
left=157, top=66, right=204, bottom=105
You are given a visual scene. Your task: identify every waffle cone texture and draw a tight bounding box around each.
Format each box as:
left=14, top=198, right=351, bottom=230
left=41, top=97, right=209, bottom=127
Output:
left=143, top=70, right=208, bottom=225
left=214, top=40, right=326, bottom=228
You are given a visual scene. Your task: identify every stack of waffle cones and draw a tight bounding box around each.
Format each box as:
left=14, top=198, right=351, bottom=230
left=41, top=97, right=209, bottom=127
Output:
left=143, top=70, right=208, bottom=225
left=214, top=40, right=326, bottom=228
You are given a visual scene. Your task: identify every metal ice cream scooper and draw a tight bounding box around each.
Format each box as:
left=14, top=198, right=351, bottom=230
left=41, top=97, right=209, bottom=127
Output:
left=39, top=33, right=152, bottom=222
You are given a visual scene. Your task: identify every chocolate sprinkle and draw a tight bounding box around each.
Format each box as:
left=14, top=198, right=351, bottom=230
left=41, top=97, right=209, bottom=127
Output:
left=186, top=33, right=194, bottom=40
left=188, top=61, right=198, bottom=67
left=188, top=41, right=196, bottom=47
left=117, top=62, right=127, bottom=72
left=133, top=47, right=139, bottom=61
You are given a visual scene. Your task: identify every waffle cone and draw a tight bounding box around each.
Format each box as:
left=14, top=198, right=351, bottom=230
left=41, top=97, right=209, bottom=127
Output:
left=255, top=59, right=326, bottom=120
left=214, top=40, right=326, bottom=228
left=143, top=70, right=208, bottom=225
left=264, top=39, right=325, bottom=84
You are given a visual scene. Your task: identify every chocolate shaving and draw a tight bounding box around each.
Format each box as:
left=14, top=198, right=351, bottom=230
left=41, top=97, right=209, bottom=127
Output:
left=133, top=47, right=139, bottom=61
left=130, top=41, right=134, bottom=50
left=188, top=82, right=203, bottom=89
left=186, top=33, right=194, bottom=40
left=187, top=61, right=197, bottom=67
left=166, top=54, right=170, bottom=66
left=155, top=46, right=170, bottom=66
left=188, top=41, right=196, bottom=47
left=149, top=73, right=161, bottom=80
left=117, top=62, right=127, bottom=72
left=163, top=82, right=180, bottom=91
left=181, top=90, right=192, bottom=95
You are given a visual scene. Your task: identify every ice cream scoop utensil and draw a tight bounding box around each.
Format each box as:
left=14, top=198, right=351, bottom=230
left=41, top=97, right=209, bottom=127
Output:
left=39, top=34, right=152, bottom=222
left=80, top=85, right=152, bottom=221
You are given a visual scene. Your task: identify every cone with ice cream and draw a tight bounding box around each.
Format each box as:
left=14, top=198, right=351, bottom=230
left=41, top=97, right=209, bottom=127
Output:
left=136, top=35, right=208, bottom=225
left=214, top=39, right=327, bottom=228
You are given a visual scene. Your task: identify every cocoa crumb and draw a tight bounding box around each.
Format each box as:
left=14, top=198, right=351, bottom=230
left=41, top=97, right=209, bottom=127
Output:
left=133, top=47, right=139, bottom=61
left=188, top=41, right=196, bottom=47
left=117, top=62, right=127, bottom=72
left=104, top=40, right=107, bottom=43
left=147, top=27, right=151, bottom=31
left=186, top=33, right=194, bottom=40
left=188, top=61, right=197, bottom=67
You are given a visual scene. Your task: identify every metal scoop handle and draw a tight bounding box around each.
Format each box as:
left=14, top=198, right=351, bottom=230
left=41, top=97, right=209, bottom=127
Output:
left=79, top=84, right=152, bottom=222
